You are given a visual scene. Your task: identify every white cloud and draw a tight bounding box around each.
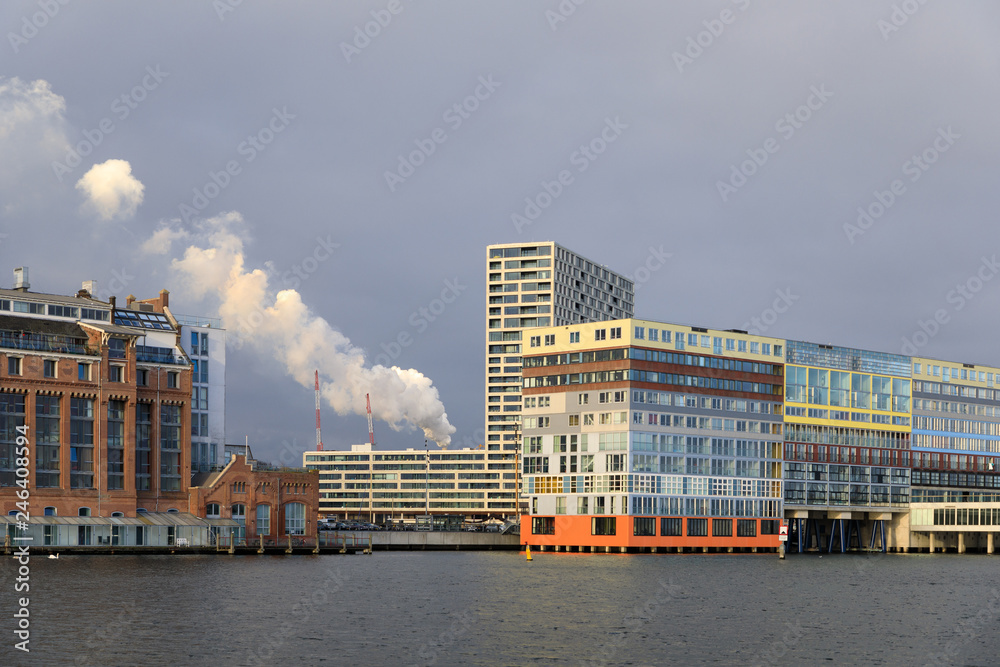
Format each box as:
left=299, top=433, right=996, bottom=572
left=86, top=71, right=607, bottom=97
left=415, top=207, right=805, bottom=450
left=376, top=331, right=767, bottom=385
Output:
left=141, top=222, right=190, bottom=255
left=75, top=159, right=145, bottom=221
left=0, top=77, right=71, bottom=212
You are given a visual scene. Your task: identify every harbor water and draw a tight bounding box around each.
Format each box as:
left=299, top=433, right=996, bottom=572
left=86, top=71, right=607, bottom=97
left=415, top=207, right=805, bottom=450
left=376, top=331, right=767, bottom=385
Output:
left=2, top=551, right=1000, bottom=666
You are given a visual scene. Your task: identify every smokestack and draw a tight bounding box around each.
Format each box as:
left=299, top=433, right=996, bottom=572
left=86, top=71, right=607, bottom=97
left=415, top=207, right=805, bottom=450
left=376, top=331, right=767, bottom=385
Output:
left=315, top=370, right=323, bottom=451
left=81, top=280, right=98, bottom=298
left=13, top=267, right=29, bottom=291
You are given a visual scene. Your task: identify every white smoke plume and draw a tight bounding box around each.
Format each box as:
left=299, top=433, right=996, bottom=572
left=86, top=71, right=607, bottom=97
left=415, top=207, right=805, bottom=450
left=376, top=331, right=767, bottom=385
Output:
left=166, top=212, right=455, bottom=447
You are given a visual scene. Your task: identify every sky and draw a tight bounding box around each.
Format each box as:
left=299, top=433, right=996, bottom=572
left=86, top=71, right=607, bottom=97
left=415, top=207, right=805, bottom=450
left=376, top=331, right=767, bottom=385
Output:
left=2, top=1, right=999, bottom=463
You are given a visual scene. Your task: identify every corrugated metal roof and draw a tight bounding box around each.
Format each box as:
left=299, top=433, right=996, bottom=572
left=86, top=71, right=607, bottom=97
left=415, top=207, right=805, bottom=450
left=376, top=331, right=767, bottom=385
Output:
left=2, top=512, right=218, bottom=527
left=0, top=288, right=109, bottom=307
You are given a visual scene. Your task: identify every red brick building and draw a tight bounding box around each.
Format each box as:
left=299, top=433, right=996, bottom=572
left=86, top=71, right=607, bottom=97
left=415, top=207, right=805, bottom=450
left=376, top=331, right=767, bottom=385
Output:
left=189, top=454, right=318, bottom=546
left=0, top=273, right=194, bottom=542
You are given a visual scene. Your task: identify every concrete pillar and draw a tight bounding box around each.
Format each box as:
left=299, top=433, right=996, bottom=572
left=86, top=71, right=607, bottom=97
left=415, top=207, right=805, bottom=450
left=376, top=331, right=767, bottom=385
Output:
left=727, top=547, right=733, bottom=553
left=958, top=533, right=966, bottom=554
left=702, top=546, right=708, bottom=553
left=929, top=532, right=935, bottom=554
left=651, top=547, right=657, bottom=553
left=620, top=546, right=627, bottom=553
left=989, top=533, right=995, bottom=555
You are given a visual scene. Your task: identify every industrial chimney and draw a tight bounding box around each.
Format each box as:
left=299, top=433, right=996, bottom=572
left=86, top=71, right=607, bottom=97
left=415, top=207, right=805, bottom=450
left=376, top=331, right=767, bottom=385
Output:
left=13, top=267, right=29, bottom=291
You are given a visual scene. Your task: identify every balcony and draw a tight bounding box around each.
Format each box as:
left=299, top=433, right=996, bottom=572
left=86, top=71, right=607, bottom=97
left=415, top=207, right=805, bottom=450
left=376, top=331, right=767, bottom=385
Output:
left=0, top=329, right=97, bottom=356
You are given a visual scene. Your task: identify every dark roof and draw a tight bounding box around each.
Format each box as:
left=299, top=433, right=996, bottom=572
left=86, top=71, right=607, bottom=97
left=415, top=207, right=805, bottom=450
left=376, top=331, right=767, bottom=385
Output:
left=0, top=314, right=87, bottom=338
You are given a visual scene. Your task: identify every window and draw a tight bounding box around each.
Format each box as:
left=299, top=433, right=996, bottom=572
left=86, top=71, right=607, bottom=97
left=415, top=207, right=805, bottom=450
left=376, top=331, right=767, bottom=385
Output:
left=544, top=335, right=555, bottom=346
left=7, top=357, right=21, bottom=375
left=70, top=398, right=94, bottom=489
left=109, top=365, right=124, bottom=382
left=78, top=363, right=90, bottom=381
left=633, top=517, right=655, bottom=536
left=43, top=359, right=56, bottom=378
left=160, top=404, right=182, bottom=492
left=167, top=372, right=178, bottom=388
left=555, top=497, right=566, bottom=514
left=44, top=507, right=56, bottom=516
left=687, top=518, right=708, bottom=536
left=78, top=507, right=91, bottom=517
left=569, top=332, right=580, bottom=343
left=578, top=394, right=589, bottom=405
left=591, top=517, right=616, bottom=535
left=232, top=504, right=246, bottom=542
left=761, top=520, right=780, bottom=535
left=206, top=503, right=221, bottom=518
left=568, top=414, right=580, bottom=426
left=737, top=519, right=757, bottom=537
left=257, top=505, right=270, bottom=535
left=136, top=403, right=152, bottom=491
left=634, top=327, right=645, bottom=339
left=106, top=400, right=125, bottom=490
left=610, top=327, right=621, bottom=339
left=661, top=518, right=682, bottom=536
left=530, top=336, right=540, bottom=348
left=285, top=502, right=306, bottom=535
left=532, top=517, right=555, bottom=534
left=136, top=369, right=148, bottom=386
left=35, top=396, right=60, bottom=488
left=712, top=519, right=733, bottom=537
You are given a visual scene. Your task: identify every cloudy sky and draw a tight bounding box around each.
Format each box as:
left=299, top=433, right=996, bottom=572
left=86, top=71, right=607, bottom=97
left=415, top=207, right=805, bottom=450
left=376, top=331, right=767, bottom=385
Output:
left=2, top=1, right=998, bottom=462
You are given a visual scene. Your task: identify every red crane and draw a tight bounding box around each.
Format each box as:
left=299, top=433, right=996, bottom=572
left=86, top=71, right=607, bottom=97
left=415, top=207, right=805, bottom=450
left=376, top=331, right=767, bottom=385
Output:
left=366, top=393, right=376, bottom=448
left=315, top=370, right=323, bottom=451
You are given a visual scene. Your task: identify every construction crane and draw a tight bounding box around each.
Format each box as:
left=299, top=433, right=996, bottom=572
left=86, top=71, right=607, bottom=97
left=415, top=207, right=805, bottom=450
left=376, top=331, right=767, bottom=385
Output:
left=366, top=393, right=376, bottom=448
left=314, top=370, right=323, bottom=451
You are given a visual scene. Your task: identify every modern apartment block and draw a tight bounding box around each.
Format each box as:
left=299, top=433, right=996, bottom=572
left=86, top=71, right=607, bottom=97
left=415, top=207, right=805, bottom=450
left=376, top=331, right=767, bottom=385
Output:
left=174, top=314, right=226, bottom=474
left=304, top=443, right=516, bottom=520
left=519, top=315, right=1000, bottom=554
left=520, top=318, right=785, bottom=552
left=485, top=242, right=634, bottom=454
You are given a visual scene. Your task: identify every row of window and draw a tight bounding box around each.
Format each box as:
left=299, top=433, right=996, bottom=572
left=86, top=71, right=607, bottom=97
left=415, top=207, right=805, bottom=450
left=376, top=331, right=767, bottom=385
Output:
left=915, top=399, right=1000, bottom=417
left=785, top=366, right=911, bottom=412
left=0, top=300, right=110, bottom=321
left=914, top=364, right=994, bottom=385
left=5, top=357, right=180, bottom=387
left=531, top=516, right=779, bottom=538
left=0, top=394, right=182, bottom=492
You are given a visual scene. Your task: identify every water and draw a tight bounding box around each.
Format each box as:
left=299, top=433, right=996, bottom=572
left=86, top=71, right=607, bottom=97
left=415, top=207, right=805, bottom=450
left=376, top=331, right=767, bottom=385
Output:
left=2, top=551, right=1000, bottom=666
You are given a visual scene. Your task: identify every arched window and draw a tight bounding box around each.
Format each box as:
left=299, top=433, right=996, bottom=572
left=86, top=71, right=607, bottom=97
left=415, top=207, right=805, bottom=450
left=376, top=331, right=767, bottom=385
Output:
left=206, top=503, right=220, bottom=519
left=78, top=507, right=91, bottom=517
left=44, top=507, right=56, bottom=516
left=256, top=505, right=270, bottom=536
left=167, top=508, right=179, bottom=513
left=285, top=502, right=305, bottom=536
left=137, top=508, right=147, bottom=513
left=111, top=512, right=124, bottom=517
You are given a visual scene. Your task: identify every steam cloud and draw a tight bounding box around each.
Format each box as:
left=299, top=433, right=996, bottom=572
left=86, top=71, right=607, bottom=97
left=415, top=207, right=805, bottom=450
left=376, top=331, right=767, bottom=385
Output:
left=164, top=212, right=455, bottom=447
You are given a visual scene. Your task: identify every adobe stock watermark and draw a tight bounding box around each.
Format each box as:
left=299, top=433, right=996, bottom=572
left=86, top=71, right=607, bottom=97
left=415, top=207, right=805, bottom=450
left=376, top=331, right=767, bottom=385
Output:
left=625, top=245, right=672, bottom=293
left=384, top=75, right=501, bottom=193
left=412, top=609, right=476, bottom=666
left=923, top=587, right=1000, bottom=667
left=582, top=578, right=686, bottom=667
left=717, top=84, right=833, bottom=202
left=511, top=116, right=627, bottom=234
left=178, top=106, right=295, bottom=223
left=749, top=621, right=805, bottom=666
left=279, top=235, right=341, bottom=290
left=672, top=0, right=752, bottom=73
left=843, top=126, right=959, bottom=245
left=741, top=288, right=798, bottom=334
left=373, top=278, right=467, bottom=367
left=877, top=0, right=932, bottom=41
left=900, top=254, right=999, bottom=355
left=545, top=0, right=587, bottom=31
left=52, top=65, right=169, bottom=182
left=8, top=0, right=71, bottom=54
left=340, top=0, right=414, bottom=63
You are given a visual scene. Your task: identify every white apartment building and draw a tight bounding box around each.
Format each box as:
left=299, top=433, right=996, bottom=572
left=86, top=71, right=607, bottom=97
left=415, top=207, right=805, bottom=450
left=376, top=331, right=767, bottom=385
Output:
left=485, top=242, right=634, bottom=453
